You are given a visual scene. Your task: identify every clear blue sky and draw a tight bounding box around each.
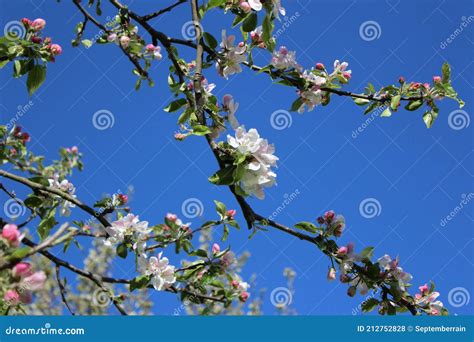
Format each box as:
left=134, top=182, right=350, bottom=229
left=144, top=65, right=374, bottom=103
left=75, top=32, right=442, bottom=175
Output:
left=1, top=0, right=473, bottom=315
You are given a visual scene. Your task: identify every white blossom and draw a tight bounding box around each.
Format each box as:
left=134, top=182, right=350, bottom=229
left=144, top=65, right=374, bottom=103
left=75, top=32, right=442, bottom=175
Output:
left=104, top=214, right=151, bottom=247
left=271, top=46, right=298, bottom=70
left=227, top=126, right=278, bottom=199
left=217, top=30, right=247, bottom=78
left=138, top=252, right=176, bottom=291
left=48, top=174, right=76, bottom=216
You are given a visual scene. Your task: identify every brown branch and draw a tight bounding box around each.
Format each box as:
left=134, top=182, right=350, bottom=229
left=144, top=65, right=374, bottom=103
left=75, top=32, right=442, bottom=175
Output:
left=0, top=169, right=111, bottom=228
left=55, top=265, right=76, bottom=315
left=142, top=0, right=189, bottom=21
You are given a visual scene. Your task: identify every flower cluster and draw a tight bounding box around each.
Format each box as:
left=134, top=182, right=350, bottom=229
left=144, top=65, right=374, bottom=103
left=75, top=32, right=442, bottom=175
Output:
left=138, top=252, right=176, bottom=291
left=217, top=31, right=247, bottom=79
left=317, top=210, right=346, bottom=238
left=104, top=214, right=151, bottom=254
left=20, top=18, right=62, bottom=60
left=227, top=126, right=278, bottom=199
left=271, top=46, right=299, bottom=70
left=414, top=284, right=446, bottom=316
left=377, top=254, right=413, bottom=291
left=3, top=264, right=46, bottom=307
left=237, top=0, right=285, bottom=17
left=48, top=174, right=76, bottom=216
left=231, top=278, right=250, bottom=302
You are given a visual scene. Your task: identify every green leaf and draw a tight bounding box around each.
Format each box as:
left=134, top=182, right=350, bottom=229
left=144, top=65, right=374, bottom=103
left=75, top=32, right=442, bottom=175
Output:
left=390, top=95, right=401, bottom=111
left=24, top=196, right=43, bottom=208
left=405, top=100, right=423, bottom=111
left=191, top=249, right=208, bottom=258
left=164, top=98, right=187, bottom=112
left=81, top=39, right=93, bottom=48
left=26, top=65, right=46, bottom=96
left=262, top=14, right=274, bottom=45
left=208, top=165, right=236, bottom=185
left=192, top=125, right=212, bottom=136
left=116, top=243, right=128, bottom=259
left=203, top=32, right=218, bottom=50
left=38, top=215, right=57, bottom=240
left=294, top=221, right=319, bottom=234
left=242, top=12, right=258, bottom=32
left=441, top=62, right=451, bottom=83
left=289, top=97, right=303, bottom=112
left=353, top=97, right=370, bottom=106
left=380, top=107, right=392, bottom=117
left=214, top=200, right=227, bottom=219
left=422, top=109, right=438, bottom=128
left=207, top=0, right=226, bottom=9
left=13, top=60, right=21, bottom=77
left=9, top=247, right=31, bottom=260
left=129, top=275, right=150, bottom=292
left=361, top=298, right=379, bottom=313
left=359, top=247, right=374, bottom=260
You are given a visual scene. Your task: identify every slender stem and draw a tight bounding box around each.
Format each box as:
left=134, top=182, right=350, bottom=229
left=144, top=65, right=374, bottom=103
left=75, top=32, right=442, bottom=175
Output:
left=55, top=265, right=76, bottom=315
left=142, top=0, right=189, bottom=21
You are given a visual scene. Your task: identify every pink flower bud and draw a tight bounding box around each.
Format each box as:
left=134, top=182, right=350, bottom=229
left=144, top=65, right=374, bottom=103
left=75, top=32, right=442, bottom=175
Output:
left=231, top=280, right=240, bottom=289
left=146, top=44, right=155, bottom=52
left=21, top=18, right=31, bottom=27
left=118, top=194, right=128, bottom=204
left=4, top=289, right=20, bottom=305
left=12, top=262, right=32, bottom=278
left=212, top=243, right=220, bottom=255
left=419, top=284, right=429, bottom=294
left=399, top=76, right=405, bottom=84
left=166, top=213, right=178, bottom=222
left=433, top=76, right=441, bottom=83
left=316, top=63, right=325, bottom=70
left=71, top=146, right=79, bottom=154
left=174, top=133, right=186, bottom=141
left=324, top=210, right=335, bottom=221
left=31, top=18, right=46, bottom=31
left=226, top=209, right=237, bottom=220
left=342, top=71, right=352, bottom=80
left=50, top=44, right=62, bottom=55
left=2, top=224, right=22, bottom=247
left=347, top=286, right=357, bottom=297
left=107, top=33, right=117, bottom=42
left=337, top=246, right=348, bottom=255
left=31, top=36, right=42, bottom=44
left=340, top=274, right=351, bottom=283
left=120, top=36, right=130, bottom=48
left=22, top=271, right=46, bottom=291
left=239, top=1, right=251, bottom=13
left=223, top=94, right=233, bottom=107
left=423, top=83, right=430, bottom=89
left=239, top=291, right=249, bottom=302
left=327, top=267, right=336, bottom=281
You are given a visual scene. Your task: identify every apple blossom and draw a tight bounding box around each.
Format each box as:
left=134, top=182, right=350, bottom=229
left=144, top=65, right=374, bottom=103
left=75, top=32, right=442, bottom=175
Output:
left=327, top=267, right=336, bottom=281
left=107, top=33, right=117, bottom=42
left=50, top=44, right=62, bottom=55
left=377, top=254, right=412, bottom=291
left=138, top=252, right=176, bottom=291
left=48, top=174, right=76, bottom=216
left=223, top=94, right=239, bottom=129
left=271, top=46, right=299, bottom=70
left=227, top=126, right=279, bottom=199
left=104, top=213, right=151, bottom=247
left=12, top=262, right=33, bottom=278
left=4, top=289, right=20, bottom=305
left=217, top=30, right=247, bottom=78
left=1, top=224, right=23, bottom=247
left=239, top=1, right=252, bottom=12
left=31, top=18, right=46, bottom=31
left=239, top=291, right=250, bottom=302
left=226, top=209, right=237, bottom=220
left=212, top=243, right=221, bottom=254
left=433, top=75, right=441, bottom=83
left=120, top=35, right=130, bottom=48
left=22, top=271, right=46, bottom=291
left=316, top=62, right=325, bottom=70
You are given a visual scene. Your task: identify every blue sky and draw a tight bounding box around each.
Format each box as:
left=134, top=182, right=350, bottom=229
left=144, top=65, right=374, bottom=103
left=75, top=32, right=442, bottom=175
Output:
left=1, top=0, right=473, bottom=315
